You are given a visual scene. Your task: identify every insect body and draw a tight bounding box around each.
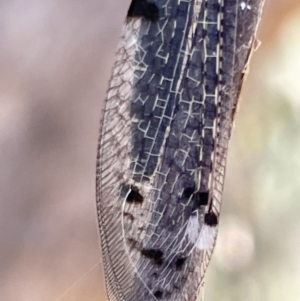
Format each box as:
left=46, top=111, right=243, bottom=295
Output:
left=96, top=1, right=264, bottom=300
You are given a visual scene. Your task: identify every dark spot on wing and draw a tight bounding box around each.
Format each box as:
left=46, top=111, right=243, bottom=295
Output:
left=141, top=248, right=164, bottom=265
left=127, top=187, right=144, bottom=203
left=194, top=191, right=209, bottom=207
left=127, top=237, right=138, bottom=249
left=183, top=186, right=195, bottom=199
left=153, top=290, right=163, bottom=299
left=127, top=0, right=159, bottom=21
left=121, top=184, right=144, bottom=204
left=184, top=186, right=209, bottom=211
left=123, top=212, right=134, bottom=221
left=152, top=272, right=158, bottom=278
left=204, top=211, right=218, bottom=226
left=174, top=256, right=187, bottom=270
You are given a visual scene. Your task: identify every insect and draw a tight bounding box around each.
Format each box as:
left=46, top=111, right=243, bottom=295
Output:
left=96, top=0, right=265, bottom=300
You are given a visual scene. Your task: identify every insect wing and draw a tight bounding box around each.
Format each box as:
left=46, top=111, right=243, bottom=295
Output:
left=96, top=1, right=264, bottom=300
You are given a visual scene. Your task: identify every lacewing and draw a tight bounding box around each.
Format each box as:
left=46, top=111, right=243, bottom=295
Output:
left=96, top=1, right=264, bottom=300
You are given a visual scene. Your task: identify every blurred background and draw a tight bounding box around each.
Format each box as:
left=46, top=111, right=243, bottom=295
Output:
left=0, top=0, right=299, bottom=301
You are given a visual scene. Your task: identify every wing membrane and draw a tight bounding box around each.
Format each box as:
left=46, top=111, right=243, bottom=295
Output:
left=96, top=1, right=264, bottom=300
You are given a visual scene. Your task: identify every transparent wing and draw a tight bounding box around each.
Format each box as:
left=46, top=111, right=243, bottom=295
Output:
left=96, top=1, right=265, bottom=301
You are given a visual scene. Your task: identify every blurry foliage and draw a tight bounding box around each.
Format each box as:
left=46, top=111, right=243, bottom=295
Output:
left=206, top=4, right=300, bottom=301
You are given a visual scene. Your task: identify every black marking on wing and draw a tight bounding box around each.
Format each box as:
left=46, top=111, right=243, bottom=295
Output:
left=183, top=187, right=195, bottom=199
left=127, top=237, right=138, bottom=250
left=194, top=191, right=209, bottom=207
left=141, top=248, right=164, bottom=266
left=153, top=290, right=163, bottom=299
left=183, top=186, right=209, bottom=211
left=204, top=212, right=218, bottom=226
left=127, top=0, right=159, bottom=21
left=174, top=256, right=187, bottom=270
left=123, top=212, right=134, bottom=221
left=152, top=272, right=158, bottom=278
left=121, top=184, right=144, bottom=204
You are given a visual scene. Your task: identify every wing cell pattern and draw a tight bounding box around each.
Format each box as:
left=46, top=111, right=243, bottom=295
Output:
left=96, top=1, right=264, bottom=300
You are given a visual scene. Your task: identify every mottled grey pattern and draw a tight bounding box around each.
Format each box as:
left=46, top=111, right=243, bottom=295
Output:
left=96, top=0, right=264, bottom=300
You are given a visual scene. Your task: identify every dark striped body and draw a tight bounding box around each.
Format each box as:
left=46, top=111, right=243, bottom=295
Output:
left=96, top=1, right=264, bottom=300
